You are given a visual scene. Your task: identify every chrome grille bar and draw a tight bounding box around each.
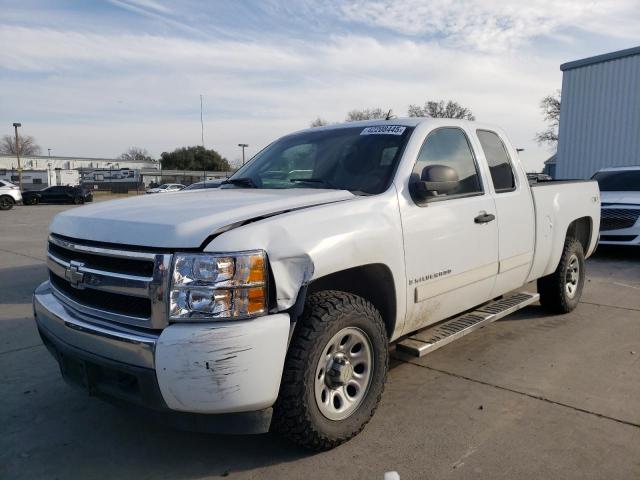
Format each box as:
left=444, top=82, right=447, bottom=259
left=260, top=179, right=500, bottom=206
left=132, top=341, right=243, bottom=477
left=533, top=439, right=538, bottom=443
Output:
left=47, top=235, right=172, bottom=329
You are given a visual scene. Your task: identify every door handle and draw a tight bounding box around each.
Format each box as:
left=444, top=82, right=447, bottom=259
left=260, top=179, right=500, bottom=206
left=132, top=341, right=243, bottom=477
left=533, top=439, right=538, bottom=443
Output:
left=474, top=212, right=495, bottom=224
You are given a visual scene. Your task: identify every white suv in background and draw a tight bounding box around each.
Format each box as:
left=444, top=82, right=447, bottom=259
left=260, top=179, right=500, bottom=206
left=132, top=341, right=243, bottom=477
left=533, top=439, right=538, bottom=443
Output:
left=0, top=180, right=23, bottom=210
left=592, top=166, right=640, bottom=246
left=145, top=183, right=185, bottom=194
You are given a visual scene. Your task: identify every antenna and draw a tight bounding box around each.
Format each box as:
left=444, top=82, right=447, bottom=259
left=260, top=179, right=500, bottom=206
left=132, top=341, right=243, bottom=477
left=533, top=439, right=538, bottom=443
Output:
left=200, top=94, right=205, bottom=147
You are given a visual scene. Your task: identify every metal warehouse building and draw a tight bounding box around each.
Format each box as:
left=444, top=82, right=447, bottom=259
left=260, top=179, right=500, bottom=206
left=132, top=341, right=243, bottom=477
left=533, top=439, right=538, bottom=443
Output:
left=556, top=46, right=640, bottom=179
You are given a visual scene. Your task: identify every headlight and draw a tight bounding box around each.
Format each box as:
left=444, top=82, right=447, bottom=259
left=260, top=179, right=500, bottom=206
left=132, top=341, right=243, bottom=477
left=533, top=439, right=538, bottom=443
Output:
left=169, top=251, right=267, bottom=320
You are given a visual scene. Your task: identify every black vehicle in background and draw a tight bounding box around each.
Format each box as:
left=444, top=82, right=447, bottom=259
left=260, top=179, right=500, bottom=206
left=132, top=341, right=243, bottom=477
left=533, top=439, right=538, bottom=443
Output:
left=23, top=186, right=93, bottom=205
left=182, top=180, right=223, bottom=190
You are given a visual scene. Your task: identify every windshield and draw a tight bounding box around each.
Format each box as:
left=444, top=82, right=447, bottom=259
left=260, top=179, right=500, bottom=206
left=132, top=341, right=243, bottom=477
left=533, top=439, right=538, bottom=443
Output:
left=592, top=170, right=640, bottom=191
left=227, top=125, right=414, bottom=195
left=158, top=184, right=169, bottom=189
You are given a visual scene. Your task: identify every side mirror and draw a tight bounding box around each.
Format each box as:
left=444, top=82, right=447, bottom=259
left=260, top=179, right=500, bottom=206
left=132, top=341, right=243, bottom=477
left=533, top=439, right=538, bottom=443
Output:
left=410, top=165, right=459, bottom=200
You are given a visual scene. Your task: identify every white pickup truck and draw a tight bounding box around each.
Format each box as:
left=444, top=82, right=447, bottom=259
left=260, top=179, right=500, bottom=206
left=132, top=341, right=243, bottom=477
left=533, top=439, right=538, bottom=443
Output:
left=34, top=118, right=600, bottom=450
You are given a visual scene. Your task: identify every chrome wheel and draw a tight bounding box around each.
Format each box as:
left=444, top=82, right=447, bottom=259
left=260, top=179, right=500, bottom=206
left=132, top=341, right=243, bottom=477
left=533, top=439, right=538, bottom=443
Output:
left=314, top=327, right=373, bottom=421
left=565, top=254, right=580, bottom=299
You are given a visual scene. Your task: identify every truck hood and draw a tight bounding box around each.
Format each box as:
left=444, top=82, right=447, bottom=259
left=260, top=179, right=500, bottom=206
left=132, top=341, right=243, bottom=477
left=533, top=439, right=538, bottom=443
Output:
left=600, top=191, right=640, bottom=205
left=49, top=188, right=355, bottom=248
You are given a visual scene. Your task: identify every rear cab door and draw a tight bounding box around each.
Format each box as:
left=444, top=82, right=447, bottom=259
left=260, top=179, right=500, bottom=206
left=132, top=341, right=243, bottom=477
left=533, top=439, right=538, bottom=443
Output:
left=471, top=128, right=535, bottom=297
left=395, top=122, right=499, bottom=335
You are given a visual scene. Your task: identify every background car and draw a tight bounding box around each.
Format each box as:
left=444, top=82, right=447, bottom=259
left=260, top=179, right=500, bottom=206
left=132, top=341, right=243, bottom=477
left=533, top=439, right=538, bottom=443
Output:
left=0, top=180, right=23, bottom=210
left=22, top=185, right=93, bottom=205
left=145, top=183, right=185, bottom=194
left=182, top=180, right=223, bottom=190
left=527, top=172, right=553, bottom=183
left=592, top=166, right=640, bottom=246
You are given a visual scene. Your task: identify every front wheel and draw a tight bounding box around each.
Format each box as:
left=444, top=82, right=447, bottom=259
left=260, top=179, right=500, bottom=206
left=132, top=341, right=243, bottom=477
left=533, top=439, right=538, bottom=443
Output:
left=0, top=196, right=14, bottom=210
left=272, top=291, right=388, bottom=451
left=73, top=196, right=82, bottom=205
left=538, top=237, right=585, bottom=313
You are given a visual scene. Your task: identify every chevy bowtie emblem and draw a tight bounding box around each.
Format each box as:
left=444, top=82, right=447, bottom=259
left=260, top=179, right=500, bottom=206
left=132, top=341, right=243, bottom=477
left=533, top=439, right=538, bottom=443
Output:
left=65, top=261, right=85, bottom=289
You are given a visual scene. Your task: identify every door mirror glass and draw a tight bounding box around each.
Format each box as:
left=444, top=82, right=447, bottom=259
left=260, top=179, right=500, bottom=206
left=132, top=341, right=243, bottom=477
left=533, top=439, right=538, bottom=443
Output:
left=411, top=165, right=460, bottom=199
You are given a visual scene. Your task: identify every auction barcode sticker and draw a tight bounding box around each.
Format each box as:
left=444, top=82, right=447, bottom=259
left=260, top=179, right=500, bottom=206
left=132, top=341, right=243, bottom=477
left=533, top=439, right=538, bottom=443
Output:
left=360, top=125, right=406, bottom=135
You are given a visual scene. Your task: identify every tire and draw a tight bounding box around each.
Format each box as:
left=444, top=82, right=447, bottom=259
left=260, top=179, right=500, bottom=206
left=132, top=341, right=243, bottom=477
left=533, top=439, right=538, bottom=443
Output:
left=0, top=196, right=14, bottom=210
left=25, top=197, right=38, bottom=205
left=272, top=290, right=389, bottom=451
left=73, top=196, right=82, bottom=205
left=538, top=237, right=585, bottom=313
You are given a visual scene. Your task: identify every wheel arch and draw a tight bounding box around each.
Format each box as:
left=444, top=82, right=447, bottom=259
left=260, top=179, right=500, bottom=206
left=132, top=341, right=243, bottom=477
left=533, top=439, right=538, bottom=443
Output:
left=306, top=263, right=397, bottom=338
left=566, top=216, right=593, bottom=255
left=0, top=194, right=15, bottom=206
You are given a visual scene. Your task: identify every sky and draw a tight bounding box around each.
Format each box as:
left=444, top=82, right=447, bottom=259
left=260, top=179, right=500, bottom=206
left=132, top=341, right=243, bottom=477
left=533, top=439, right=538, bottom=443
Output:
left=1, top=0, right=639, bottom=170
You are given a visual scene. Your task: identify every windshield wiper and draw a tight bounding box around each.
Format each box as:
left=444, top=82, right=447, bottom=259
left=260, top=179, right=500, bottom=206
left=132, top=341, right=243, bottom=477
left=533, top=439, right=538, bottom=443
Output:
left=222, top=177, right=258, bottom=188
left=289, top=178, right=339, bottom=189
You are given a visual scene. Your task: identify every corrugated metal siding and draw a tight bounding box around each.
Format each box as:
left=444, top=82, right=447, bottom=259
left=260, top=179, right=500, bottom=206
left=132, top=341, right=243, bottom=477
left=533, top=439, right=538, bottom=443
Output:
left=557, top=54, right=640, bottom=179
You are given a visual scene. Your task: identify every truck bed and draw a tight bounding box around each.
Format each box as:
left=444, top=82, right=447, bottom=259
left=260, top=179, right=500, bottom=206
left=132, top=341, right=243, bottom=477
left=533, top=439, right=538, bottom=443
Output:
left=527, top=179, right=601, bottom=282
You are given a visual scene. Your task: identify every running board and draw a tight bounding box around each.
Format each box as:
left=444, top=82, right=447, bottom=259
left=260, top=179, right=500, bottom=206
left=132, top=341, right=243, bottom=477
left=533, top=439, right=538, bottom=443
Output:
left=395, top=292, right=539, bottom=358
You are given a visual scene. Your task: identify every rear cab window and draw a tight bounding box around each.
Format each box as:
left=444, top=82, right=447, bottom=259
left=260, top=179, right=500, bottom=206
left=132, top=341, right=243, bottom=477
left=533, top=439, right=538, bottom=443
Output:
left=476, top=130, right=516, bottom=193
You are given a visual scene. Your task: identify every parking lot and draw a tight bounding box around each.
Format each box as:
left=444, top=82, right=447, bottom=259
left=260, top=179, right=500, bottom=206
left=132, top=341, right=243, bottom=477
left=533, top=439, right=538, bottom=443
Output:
left=1, top=204, right=639, bottom=480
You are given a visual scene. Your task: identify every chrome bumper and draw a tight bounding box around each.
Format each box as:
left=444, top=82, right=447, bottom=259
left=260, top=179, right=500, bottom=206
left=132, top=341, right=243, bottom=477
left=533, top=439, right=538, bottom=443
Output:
left=34, top=281, right=158, bottom=369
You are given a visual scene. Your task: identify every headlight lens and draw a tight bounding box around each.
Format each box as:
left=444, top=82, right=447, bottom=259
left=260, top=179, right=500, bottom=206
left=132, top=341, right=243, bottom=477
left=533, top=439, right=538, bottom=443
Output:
left=169, top=251, right=267, bottom=320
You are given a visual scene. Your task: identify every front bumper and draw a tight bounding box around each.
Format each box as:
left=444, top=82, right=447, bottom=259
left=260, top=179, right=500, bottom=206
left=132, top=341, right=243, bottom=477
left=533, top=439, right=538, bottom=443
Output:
left=599, top=229, right=640, bottom=246
left=34, top=281, right=290, bottom=433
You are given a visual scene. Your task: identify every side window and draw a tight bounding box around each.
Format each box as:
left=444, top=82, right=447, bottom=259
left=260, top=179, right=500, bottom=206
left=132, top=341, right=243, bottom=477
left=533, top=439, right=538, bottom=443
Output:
left=413, top=128, right=482, bottom=199
left=476, top=130, right=516, bottom=192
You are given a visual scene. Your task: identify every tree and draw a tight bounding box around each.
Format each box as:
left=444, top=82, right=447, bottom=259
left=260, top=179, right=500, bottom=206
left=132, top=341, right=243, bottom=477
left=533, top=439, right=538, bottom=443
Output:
left=160, top=145, right=230, bottom=171
left=310, top=117, right=329, bottom=128
left=408, top=100, right=475, bottom=120
left=535, top=91, right=561, bottom=146
left=119, top=147, right=154, bottom=163
left=345, top=108, right=389, bottom=122
left=0, top=134, right=42, bottom=156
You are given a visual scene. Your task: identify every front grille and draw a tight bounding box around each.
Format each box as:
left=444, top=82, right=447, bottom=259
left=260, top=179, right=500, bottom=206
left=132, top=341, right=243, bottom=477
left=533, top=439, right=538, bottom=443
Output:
left=50, top=273, right=151, bottom=317
left=47, top=235, right=172, bottom=329
left=600, top=208, right=640, bottom=231
left=48, top=242, right=154, bottom=277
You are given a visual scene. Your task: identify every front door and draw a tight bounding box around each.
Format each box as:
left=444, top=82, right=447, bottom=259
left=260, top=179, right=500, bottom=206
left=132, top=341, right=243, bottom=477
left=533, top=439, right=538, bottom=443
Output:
left=398, top=126, right=499, bottom=335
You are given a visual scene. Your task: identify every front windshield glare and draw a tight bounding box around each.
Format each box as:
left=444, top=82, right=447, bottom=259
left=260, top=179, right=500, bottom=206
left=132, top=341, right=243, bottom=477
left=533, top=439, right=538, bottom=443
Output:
left=227, top=125, right=414, bottom=195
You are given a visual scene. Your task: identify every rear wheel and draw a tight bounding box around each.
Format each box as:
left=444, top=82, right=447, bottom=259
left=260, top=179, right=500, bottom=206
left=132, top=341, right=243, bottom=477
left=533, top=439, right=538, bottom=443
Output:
left=73, top=196, right=82, bottom=205
left=0, top=196, right=14, bottom=210
left=538, top=237, right=585, bottom=313
left=272, top=290, right=388, bottom=451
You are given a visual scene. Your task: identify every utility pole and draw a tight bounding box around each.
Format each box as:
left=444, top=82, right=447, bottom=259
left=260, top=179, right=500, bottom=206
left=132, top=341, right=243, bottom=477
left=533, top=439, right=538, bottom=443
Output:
left=12, top=123, right=22, bottom=191
left=200, top=94, right=205, bottom=181
left=238, top=143, right=249, bottom=166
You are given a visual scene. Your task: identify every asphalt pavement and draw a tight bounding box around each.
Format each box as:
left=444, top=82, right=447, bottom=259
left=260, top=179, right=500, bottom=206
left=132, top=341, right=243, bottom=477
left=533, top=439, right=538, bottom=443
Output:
left=1, top=204, right=639, bottom=479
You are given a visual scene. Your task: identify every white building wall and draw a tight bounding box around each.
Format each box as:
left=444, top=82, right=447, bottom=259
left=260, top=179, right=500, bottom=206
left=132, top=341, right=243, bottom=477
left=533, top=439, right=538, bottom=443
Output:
left=556, top=47, right=640, bottom=179
left=0, top=154, right=158, bottom=171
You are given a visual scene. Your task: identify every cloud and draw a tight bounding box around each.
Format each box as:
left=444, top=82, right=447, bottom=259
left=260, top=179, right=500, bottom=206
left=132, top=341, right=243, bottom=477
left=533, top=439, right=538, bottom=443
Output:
left=0, top=23, right=562, bottom=169
left=338, top=0, right=640, bottom=52
left=1, top=0, right=639, bottom=171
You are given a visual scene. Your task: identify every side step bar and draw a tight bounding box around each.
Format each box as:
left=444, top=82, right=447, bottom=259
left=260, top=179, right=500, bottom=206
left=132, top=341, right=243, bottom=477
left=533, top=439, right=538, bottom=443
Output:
left=395, top=292, right=539, bottom=358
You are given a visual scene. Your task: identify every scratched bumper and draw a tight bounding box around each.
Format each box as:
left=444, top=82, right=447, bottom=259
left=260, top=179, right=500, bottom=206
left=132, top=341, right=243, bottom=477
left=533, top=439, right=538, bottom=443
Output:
left=33, top=281, right=290, bottom=431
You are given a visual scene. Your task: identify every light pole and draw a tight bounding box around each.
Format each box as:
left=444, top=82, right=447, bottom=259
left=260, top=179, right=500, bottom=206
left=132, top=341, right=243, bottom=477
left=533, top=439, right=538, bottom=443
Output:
left=13, top=123, right=22, bottom=191
left=238, top=143, right=249, bottom=166
left=48, top=148, right=52, bottom=157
